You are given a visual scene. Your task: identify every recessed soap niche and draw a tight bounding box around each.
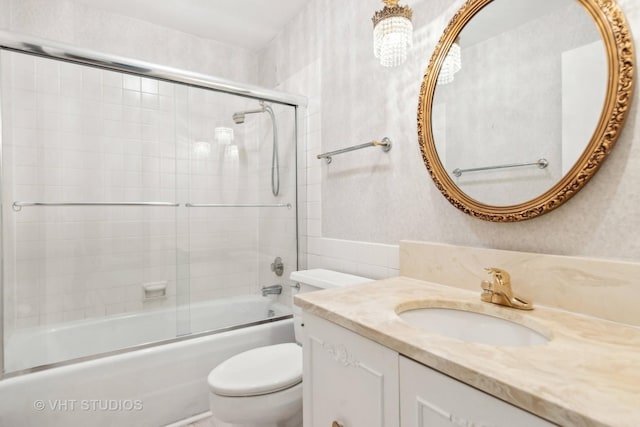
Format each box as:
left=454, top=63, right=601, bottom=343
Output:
left=142, top=281, right=168, bottom=301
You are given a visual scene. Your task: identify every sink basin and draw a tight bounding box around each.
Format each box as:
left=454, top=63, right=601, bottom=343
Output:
left=398, top=308, right=549, bottom=347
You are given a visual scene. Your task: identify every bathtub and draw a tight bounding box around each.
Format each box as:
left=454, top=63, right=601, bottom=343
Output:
left=0, top=295, right=294, bottom=427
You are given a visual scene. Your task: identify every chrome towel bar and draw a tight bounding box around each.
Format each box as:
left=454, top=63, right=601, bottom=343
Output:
left=185, top=203, right=292, bottom=209
left=452, top=158, right=549, bottom=178
left=11, top=201, right=293, bottom=212
left=317, top=137, right=392, bottom=164
left=12, top=201, right=179, bottom=212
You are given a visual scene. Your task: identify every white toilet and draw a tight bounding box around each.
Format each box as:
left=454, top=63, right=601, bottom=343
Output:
left=207, top=269, right=372, bottom=427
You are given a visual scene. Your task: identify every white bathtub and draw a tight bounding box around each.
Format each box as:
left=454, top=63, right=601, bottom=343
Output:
left=6, top=295, right=290, bottom=372
left=0, top=295, right=294, bottom=427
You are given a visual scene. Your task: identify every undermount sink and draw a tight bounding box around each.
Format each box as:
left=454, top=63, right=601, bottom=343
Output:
left=398, top=307, right=549, bottom=347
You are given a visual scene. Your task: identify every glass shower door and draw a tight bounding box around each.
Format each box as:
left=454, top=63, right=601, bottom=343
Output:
left=178, top=85, right=297, bottom=335
left=0, top=51, right=182, bottom=372
left=0, top=49, right=298, bottom=374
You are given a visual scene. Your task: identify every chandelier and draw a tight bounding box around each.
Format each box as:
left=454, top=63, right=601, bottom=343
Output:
left=372, top=0, right=413, bottom=67
left=437, top=39, right=462, bottom=85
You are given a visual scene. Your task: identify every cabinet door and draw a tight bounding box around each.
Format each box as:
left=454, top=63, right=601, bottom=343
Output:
left=399, top=356, right=555, bottom=427
left=302, top=313, right=399, bottom=427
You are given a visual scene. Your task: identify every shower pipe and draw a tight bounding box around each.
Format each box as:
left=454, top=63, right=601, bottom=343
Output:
left=0, top=31, right=306, bottom=378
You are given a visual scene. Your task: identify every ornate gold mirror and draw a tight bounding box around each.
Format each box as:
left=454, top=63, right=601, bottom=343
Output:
left=417, top=0, right=634, bottom=222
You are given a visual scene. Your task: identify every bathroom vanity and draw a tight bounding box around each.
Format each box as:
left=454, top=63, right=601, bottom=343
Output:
left=295, top=276, right=640, bottom=427
left=302, top=311, right=552, bottom=427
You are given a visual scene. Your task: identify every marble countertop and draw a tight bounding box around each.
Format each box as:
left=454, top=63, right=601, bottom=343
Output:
left=294, top=276, right=640, bottom=427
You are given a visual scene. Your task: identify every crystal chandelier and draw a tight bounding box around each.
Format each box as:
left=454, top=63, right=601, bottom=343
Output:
left=437, top=39, right=462, bottom=85
left=372, top=0, right=413, bottom=67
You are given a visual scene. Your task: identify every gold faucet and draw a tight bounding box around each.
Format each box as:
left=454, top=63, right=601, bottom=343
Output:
left=481, top=267, right=533, bottom=310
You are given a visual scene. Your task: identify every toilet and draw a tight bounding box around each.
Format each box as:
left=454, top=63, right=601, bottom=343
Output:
left=207, top=269, right=372, bottom=427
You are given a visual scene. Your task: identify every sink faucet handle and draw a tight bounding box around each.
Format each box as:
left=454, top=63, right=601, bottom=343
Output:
left=484, top=267, right=513, bottom=297
left=481, top=267, right=533, bottom=310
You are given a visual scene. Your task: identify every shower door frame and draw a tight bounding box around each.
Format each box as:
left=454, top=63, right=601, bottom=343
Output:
left=0, top=30, right=306, bottom=378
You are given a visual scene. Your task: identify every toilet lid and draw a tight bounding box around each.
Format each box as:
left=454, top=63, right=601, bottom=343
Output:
left=208, top=343, right=302, bottom=397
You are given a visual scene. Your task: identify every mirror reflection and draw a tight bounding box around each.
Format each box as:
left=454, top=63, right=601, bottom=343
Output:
left=431, top=0, right=606, bottom=206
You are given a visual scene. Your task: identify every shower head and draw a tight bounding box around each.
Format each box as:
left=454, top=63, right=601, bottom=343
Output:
left=232, top=104, right=266, bottom=125
left=232, top=112, right=246, bottom=124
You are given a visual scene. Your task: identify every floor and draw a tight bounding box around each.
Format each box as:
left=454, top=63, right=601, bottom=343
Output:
left=164, top=412, right=216, bottom=427
left=186, top=417, right=216, bottom=427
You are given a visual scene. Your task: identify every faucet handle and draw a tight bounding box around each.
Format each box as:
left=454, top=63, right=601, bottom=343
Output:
left=481, top=267, right=533, bottom=310
left=485, top=267, right=511, bottom=286
left=480, top=280, right=493, bottom=303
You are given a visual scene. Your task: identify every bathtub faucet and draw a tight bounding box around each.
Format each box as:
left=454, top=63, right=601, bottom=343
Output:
left=261, top=284, right=283, bottom=296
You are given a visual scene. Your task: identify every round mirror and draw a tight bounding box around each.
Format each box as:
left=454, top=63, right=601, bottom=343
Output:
left=417, top=0, right=634, bottom=222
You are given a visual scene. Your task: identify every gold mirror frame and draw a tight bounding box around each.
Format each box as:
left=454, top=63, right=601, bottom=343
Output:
left=417, top=0, right=634, bottom=222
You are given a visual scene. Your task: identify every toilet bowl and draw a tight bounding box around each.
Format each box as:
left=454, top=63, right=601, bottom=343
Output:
left=207, top=269, right=372, bottom=427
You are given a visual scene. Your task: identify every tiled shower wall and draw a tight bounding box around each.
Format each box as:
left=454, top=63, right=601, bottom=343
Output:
left=1, top=51, right=297, bottom=337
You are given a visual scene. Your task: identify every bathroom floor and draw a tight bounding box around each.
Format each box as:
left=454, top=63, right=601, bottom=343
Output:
left=165, top=412, right=217, bottom=427
left=185, top=417, right=216, bottom=427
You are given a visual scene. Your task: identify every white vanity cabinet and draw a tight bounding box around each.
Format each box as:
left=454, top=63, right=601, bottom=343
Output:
left=302, top=313, right=400, bottom=427
left=399, top=356, right=555, bottom=427
left=303, top=313, right=555, bottom=427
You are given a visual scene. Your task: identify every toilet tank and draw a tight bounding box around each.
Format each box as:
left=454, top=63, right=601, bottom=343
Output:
left=289, top=269, right=372, bottom=342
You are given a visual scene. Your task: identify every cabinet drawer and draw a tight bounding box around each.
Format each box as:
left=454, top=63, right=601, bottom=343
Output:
left=400, top=356, right=555, bottom=427
left=303, top=313, right=399, bottom=427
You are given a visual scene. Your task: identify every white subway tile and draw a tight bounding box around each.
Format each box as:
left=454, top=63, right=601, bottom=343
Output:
left=11, top=88, right=37, bottom=110
left=141, top=93, right=159, bottom=109
left=123, top=89, right=141, bottom=106
left=307, top=183, right=321, bottom=202
left=103, top=86, right=122, bottom=104
left=40, top=294, right=65, bottom=314
left=102, top=70, right=122, bottom=88
left=11, top=128, right=39, bottom=147
left=122, top=106, right=142, bottom=123
left=141, top=78, right=159, bottom=94
left=84, top=306, right=107, bottom=319
left=105, top=303, right=126, bottom=316
left=307, top=219, right=322, bottom=237
left=123, top=75, right=141, bottom=92
left=60, top=78, right=83, bottom=98
left=40, top=312, right=64, bottom=326
left=158, top=81, right=174, bottom=96
left=15, top=316, right=40, bottom=328
left=82, top=80, right=102, bottom=100
left=11, top=55, right=35, bottom=90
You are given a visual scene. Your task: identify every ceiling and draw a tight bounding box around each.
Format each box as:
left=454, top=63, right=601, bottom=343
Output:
left=73, top=0, right=312, bottom=51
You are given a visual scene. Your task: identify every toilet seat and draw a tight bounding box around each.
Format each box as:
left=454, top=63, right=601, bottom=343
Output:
left=208, top=343, right=302, bottom=397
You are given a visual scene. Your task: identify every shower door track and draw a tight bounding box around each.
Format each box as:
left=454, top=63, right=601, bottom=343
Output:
left=0, top=30, right=307, bottom=107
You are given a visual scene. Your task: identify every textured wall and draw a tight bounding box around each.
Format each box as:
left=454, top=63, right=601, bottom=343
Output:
left=260, top=0, right=640, bottom=262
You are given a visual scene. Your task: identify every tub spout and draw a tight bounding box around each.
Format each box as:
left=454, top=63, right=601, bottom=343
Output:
left=261, top=284, right=283, bottom=296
